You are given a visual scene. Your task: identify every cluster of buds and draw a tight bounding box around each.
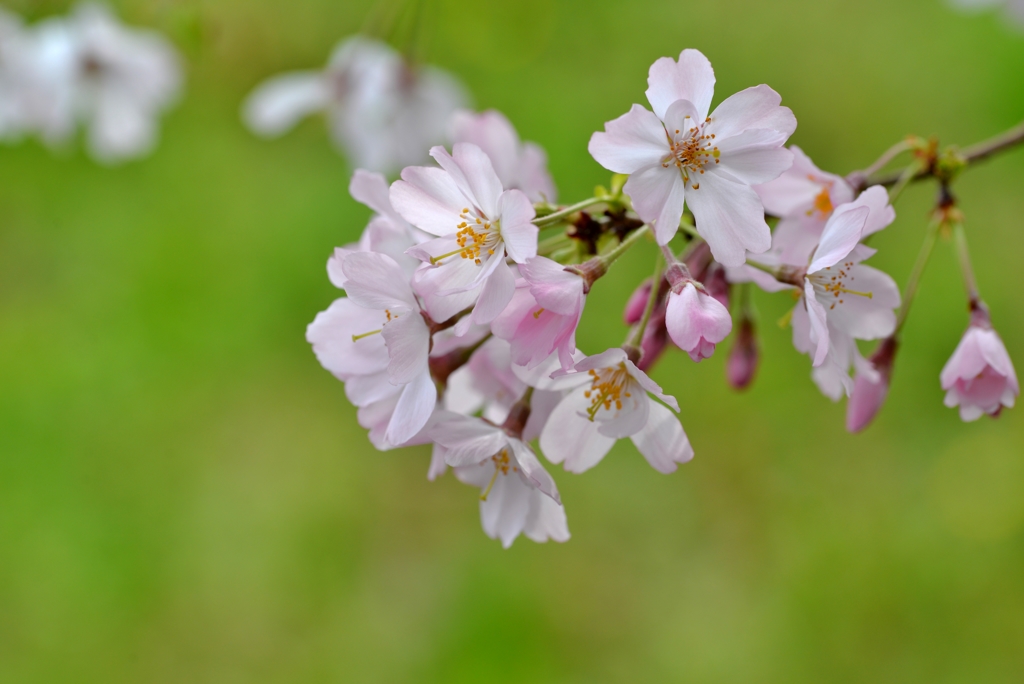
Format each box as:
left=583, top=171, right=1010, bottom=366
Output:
left=0, top=3, right=182, bottom=163
left=302, top=47, right=1019, bottom=547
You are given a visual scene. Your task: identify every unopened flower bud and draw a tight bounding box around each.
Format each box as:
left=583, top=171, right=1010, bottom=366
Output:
left=846, top=336, right=897, bottom=433
left=940, top=303, right=1018, bottom=422
left=636, top=310, right=669, bottom=373
left=624, top=279, right=653, bottom=325
left=665, top=281, right=732, bottom=363
left=726, top=316, right=758, bottom=390
left=704, top=261, right=730, bottom=310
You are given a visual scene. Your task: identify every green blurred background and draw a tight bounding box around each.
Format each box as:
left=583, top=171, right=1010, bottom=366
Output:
left=2, top=0, right=1024, bottom=681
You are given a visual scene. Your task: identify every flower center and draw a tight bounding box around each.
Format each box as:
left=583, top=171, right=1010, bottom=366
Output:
left=583, top=363, right=633, bottom=420
left=431, top=207, right=502, bottom=266
left=810, top=263, right=874, bottom=310
left=662, top=117, right=719, bottom=187
left=480, top=448, right=518, bottom=501
left=809, top=184, right=834, bottom=217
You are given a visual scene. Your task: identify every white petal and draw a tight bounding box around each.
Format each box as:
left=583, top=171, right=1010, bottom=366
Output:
left=242, top=72, right=327, bottom=136
left=497, top=189, right=539, bottom=262
left=822, top=264, right=900, bottom=340
left=645, top=49, right=716, bottom=120
left=625, top=361, right=680, bottom=411
left=685, top=171, right=771, bottom=267
left=706, top=85, right=796, bottom=140
left=588, top=104, right=669, bottom=174
left=431, top=143, right=504, bottom=219
left=804, top=280, right=831, bottom=367
left=523, top=490, right=570, bottom=544
left=630, top=400, right=694, bottom=473
left=341, top=251, right=418, bottom=310
left=539, top=390, right=616, bottom=473
left=349, top=169, right=396, bottom=220
left=473, top=258, right=516, bottom=324
left=623, top=162, right=686, bottom=245
left=390, top=166, right=464, bottom=236
left=384, top=370, right=437, bottom=445
left=808, top=205, right=870, bottom=273
left=381, top=311, right=431, bottom=385
left=715, top=131, right=794, bottom=185
left=306, top=298, right=390, bottom=378
left=510, top=438, right=561, bottom=504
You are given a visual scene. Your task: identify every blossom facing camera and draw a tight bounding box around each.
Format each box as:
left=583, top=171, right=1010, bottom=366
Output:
left=588, top=48, right=796, bottom=265
left=940, top=308, right=1019, bottom=421
left=665, top=280, right=733, bottom=363
left=846, top=336, right=897, bottom=433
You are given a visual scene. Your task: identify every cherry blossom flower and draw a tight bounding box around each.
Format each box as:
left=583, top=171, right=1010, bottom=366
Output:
left=588, top=48, right=796, bottom=265
left=25, top=2, right=182, bottom=162
left=491, top=257, right=586, bottom=370
left=941, top=308, right=1019, bottom=421
left=393, top=143, right=538, bottom=326
left=427, top=412, right=568, bottom=548
left=664, top=280, right=732, bottom=362
left=754, top=146, right=855, bottom=264
left=244, top=35, right=468, bottom=174
left=449, top=109, right=556, bottom=202
left=537, top=348, right=693, bottom=474
left=307, top=251, right=436, bottom=446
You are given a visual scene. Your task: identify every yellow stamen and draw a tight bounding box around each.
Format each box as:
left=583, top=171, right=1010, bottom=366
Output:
left=351, top=329, right=382, bottom=342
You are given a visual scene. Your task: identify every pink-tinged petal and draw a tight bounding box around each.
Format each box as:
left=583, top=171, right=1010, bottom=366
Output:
left=522, top=388, right=567, bottom=442
left=630, top=400, right=694, bottom=473
left=449, top=109, right=520, bottom=187
left=473, top=258, right=516, bottom=324
left=807, top=205, right=871, bottom=274
left=685, top=171, right=771, bottom=266
left=977, top=329, right=1018, bottom=386
left=664, top=283, right=733, bottom=357
left=431, top=143, right=503, bottom=218
left=458, top=246, right=506, bottom=294
left=847, top=368, right=890, bottom=433
left=849, top=185, right=896, bottom=238
left=497, top=189, right=538, bottom=262
left=341, top=251, right=418, bottom=310
left=574, top=348, right=629, bottom=373
left=940, top=330, right=987, bottom=390
left=822, top=264, right=900, bottom=340
left=645, top=49, right=716, bottom=120
left=624, top=162, right=686, bottom=245
left=482, top=473, right=532, bottom=548
left=539, top=390, right=617, bottom=472
left=660, top=99, right=703, bottom=136
left=791, top=301, right=813, bottom=356
left=511, top=351, right=590, bottom=391
left=411, top=259, right=480, bottom=322
left=390, top=167, right=464, bottom=236
left=306, top=298, right=390, bottom=378
left=804, top=279, right=831, bottom=367
left=327, top=247, right=353, bottom=289
left=345, top=369, right=400, bottom=407
left=523, top=490, right=569, bottom=544
left=384, top=369, right=437, bottom=445
left=432, top=416, right=507, bottom=466
left=588, top=104, right=669, bottom=174
left=243, top=72, right=327, bottom=136
left=349, top=169, right=395, bottom=219
left=519, top=142, right=558, bottom=203
left=715, top=131, right=794, bottom=185
left=728, top=262, right=797, bottom=294
left=706, top=85, right=797, bottom=141
left=509, top=438, right=561, bottom=504
left=428, top=443, right=448, bottom=481
left=754, top=146, right=851, bottom=217
left=381, top=311, right=431, bottom=385
left=625, top=361, right=680, bottom=411
left=521, top=257, right=585, bottom=315
left=769, top=215, right=824, bottom=267
left=358, top=394, right=401, bottom=451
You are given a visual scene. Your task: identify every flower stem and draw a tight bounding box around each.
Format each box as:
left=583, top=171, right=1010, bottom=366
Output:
left=887, top=161, right=922, bottom=204
left=625, top=252, right=664, bottom=348
left=952, top=220, right=980, bottom=306
left=599, top=224, right=650, bottom=266
left=894, top=215, right=941, bottom=334
left=533, top=197, right=605, bottom=228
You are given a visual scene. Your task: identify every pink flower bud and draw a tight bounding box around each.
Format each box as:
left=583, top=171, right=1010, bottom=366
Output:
left=704, top=261, right=731, bottom=310
left=636, top=308, right=669, bottom=373
left=665, top=282, right=733, bottom=363
left=624, top=279, right=653, bottom=325
left=846, top=336, right=897, bottom=433
left=940, top=306, right=1018, bottom=422
left=726, top=316, right=758, bottom=390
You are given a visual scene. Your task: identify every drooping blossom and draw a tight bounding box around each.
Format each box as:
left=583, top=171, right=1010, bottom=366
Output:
left=665, top=280, right=733, bottom=363
left=492, top=256, right=587, bottom=370
left=427, top=411, right=568, bottom=548
left=307, top=251, right=436, bottom=446
left=754, top=146, right=855, bottom=264
left=449, top=109, right=556, bottom=202
left=393, top=143, right=538, bottom=327
left=19, top=3, right=182, bottom=162
left=537, top=348, right=693, bottom=474
left=940, top=307, right=1019, bottom=421
left=847, top=336, right=897, bottom=432
left=244, top=35, right=468, bottom=174
left=588, top=48, right=796, bottom=265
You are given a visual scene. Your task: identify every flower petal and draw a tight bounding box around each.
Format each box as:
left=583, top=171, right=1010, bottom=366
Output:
left=645, top=49, right=716, bottom=121
left=431, top=143, right=503, bottom=218
left=389, top=166, right=464, bottom=236
left=808, top=204, right=870, bottom=273
left=706, top=85, right=796, bottom=141
left=523, top=490, right=570, bottom=544
left=685, top=171, right=771, bottom=266
left=381, top=310, right=431, bottom=385
left=473, top=258, right=516, bottom=324
left=242, top=72, right=327, bottom=136
left=384, top=369, right=437, bottom=445
left=623, top=162, right=686, bottom=245
left=539, top=389, right=617, bottom=473
left=588, top=104, right=669, bottom=174
left=509, top=438, right=561, bottom=504
left=630, top=400, right=694, bottom=473
left=341, top=251, right=418, bottom=310
left=496, top=189, right=538, bottom=262
left=804, top=279, right=831, bottom=367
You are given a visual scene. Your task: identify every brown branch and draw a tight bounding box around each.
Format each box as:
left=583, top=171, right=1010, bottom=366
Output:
left=852, top=120, right=1024, bottom=190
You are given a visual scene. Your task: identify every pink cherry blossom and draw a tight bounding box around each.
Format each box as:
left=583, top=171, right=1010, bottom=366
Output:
left=754, top=146, right=855, bottom=264
left=307, top=251, right=436, bottom=446
left=588, top=48, right=796, bottom=265
left=941, top=312, right=1019, bottom=421
left=426, top=412, right=568, bottom=548
left=491, top=257, right=586, bottom=371
left=391, top=142, right=538, bottom=326
left=537, top=348, right=692, bottom=474
left=665, top=281, right=733, bottom=362
left=449, top=109, right=557, bottom=203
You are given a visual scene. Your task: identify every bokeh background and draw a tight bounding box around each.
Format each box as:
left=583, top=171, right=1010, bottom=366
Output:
left=2, top=0, right=1024, bottom=681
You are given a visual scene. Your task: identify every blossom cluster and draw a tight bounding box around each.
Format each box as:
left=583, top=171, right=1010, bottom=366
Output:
left=0, top=3, right=181, bottom=163
left=305, top=47, right=1020, bottom=547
